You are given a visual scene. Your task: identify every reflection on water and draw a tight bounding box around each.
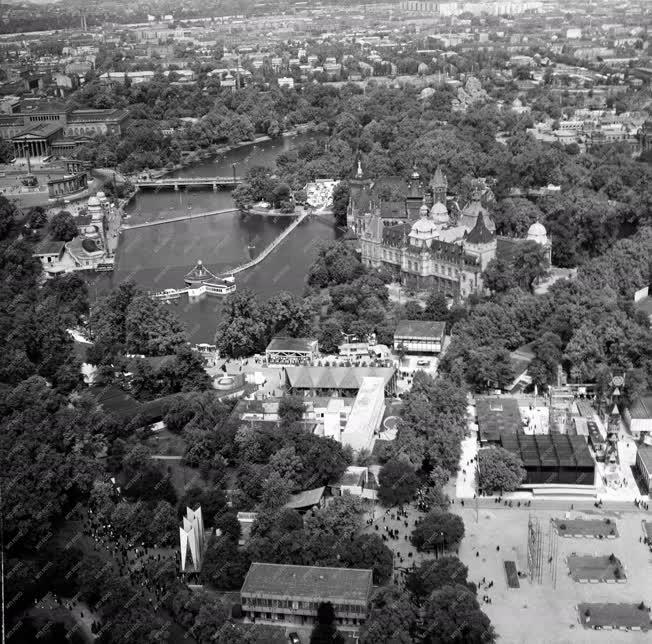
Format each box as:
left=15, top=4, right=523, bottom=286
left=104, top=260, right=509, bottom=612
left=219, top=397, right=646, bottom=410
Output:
left=93, top=134, right=340, bottom=343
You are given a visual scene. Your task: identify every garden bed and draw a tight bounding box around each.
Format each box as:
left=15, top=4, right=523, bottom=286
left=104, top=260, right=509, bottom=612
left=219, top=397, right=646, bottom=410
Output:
left=567, top=554, right=626, bottom=583
left=504, top=561, right=520, bottom=588
left=578, top=603, right=651, bottom=631
left=553, top=518, right=618, bottom=538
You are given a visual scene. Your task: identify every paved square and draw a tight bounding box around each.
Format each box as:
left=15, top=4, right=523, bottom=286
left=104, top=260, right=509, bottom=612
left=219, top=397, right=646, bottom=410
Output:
left=455, top=506, right=652, bottom=643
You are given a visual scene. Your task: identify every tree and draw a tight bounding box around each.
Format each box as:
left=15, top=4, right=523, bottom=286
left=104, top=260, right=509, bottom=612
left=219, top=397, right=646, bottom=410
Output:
left=511, top=240, right=549, bottom=292
left=339, top=534, right=393, bottom=585
left=477, top=447, right=526, bottom=493
left=124, top=295, right=187, bottom=356
left=278, top=394, right=306, bottom=427
left=200, top=535, right=250, bottom=589
left=411, top=511, right=465, bottom=554
left=310, top=602, right=345, bottom=644
left=406, top=556, right=473, bottom=601
left=421, top=584, right=495, bottom=643
left=49, top=210, right=78, bottom=241
left=258, top=471, right=294, bottom=510
left=215, top=290, right=267, bottom=358
left=423, top=292, right=449, bottom=322
left=0, top=195, right=17, bottom=240
left=331, top=181, right=350, bottom=227
left=0, top=139, right=14, bottom=164
left=378, top=460, right=420, bottom=507
left=360, top=587, right=417, bottom=644
left=482, top=257, right=517, bottom=293
left=27, top=206, right=47, bottom=229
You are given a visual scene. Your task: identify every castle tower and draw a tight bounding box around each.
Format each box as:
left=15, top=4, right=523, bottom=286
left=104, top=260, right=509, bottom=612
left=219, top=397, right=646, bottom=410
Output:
left=464, top=212, right=497, bottom=270
left=430, top=165, right=448, bottom=205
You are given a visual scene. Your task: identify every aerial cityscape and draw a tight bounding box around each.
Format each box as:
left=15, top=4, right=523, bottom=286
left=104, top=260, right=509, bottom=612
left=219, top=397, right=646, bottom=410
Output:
left=0, top=0, right=651, bottom=642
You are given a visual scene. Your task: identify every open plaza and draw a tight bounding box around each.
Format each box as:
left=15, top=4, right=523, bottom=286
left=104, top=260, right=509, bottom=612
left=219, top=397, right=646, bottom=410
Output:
left=456, top=506, right=652, bottom=643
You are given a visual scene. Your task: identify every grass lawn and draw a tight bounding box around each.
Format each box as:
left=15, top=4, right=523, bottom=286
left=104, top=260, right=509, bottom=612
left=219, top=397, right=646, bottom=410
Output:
left=567, top=554, right=626, bottom=583
left=554, top=518, right=619, bottom=539
left=578, top=603, right=651, bottom=630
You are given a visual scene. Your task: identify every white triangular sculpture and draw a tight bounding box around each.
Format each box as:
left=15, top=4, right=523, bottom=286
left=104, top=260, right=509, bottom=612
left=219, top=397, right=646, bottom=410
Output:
left=179, top=505, right=205, bottom=572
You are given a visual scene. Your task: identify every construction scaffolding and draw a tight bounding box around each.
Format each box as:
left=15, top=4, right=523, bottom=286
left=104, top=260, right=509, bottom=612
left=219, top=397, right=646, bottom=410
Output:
left=527, top=515, right=543, bottom=584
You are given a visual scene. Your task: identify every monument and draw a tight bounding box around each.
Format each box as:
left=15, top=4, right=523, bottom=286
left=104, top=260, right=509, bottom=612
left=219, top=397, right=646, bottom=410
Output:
left=179, top=505, right=205, bottom=573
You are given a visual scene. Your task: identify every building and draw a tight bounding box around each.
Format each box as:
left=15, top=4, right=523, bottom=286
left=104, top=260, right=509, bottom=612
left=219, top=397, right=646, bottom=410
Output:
left=476, top=397, right=523, bottom=445
left=33, top=240, right=67, bottom=274
left=634, top=446, right=652, bottom=494
left=340, top=376, right=385, bottom=453
left=354, top=165, right=551, bottom=299
left=285, top=366, right=396, bottom=397
left=240, top=563, right=372, bottom=635
left=179, top=506, right=206, bottom=572
left=284, top=487, right=327, bottom=513
left=622, top=394, right=652, bottom=439
left=47, top=172, right=88, bottom=199
left=265, top=337, right=319, bottom=365
left=2, top=103, right=129, bottom=157
left=499, top=432, right=595, bottom=486
left=33, top=192, right=118, bottom=275
left=394, top=319, right=446, bottom=354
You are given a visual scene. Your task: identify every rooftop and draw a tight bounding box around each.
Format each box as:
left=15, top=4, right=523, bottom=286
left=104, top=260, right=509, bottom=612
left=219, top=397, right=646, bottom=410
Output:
left=477, top=397, right=522, bottom=442
left=285, top=366, right=395, bottom=390
left=638, top=446, right=652, bottom=473
left=284, top=486, right=326, bottom=510
left=629, top=394, right=652, bottom=420
left=241, top=563, right=372, bottom=605
left=266, top=337, right=318, bottom=353
left=500, top=432, right=595, bottom=469
left=33, top=240, right=66, bottom=256
left=394, top=319, right=446, bottom=340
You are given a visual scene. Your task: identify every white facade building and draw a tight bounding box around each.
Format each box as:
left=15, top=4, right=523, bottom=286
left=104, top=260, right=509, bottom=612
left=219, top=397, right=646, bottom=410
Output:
left=340, top=377, right=385, bottom=453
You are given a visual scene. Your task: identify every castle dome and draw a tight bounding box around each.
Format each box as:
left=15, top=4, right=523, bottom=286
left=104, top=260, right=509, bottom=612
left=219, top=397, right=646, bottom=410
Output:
left=527, top=220, right=548, bottom=244
left=429, top=200, right=449, bottom=225
left=410, top=216, right=436, bottom=239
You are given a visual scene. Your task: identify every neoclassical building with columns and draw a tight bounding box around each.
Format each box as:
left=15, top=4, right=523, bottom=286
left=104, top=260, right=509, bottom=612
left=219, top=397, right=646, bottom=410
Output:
left=353, top=165, right=551, bottom=300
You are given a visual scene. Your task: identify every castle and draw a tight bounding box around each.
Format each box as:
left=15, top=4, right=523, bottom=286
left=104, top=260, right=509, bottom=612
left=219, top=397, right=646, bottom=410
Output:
left=350, top=164, right=551, bottom=300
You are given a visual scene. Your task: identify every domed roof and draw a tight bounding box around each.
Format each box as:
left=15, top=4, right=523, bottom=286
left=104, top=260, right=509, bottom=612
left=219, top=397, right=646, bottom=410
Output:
left=430, top=201, right=449, bottom=225
left=87, top=196, right=100, bottom=207
left=527, top=220, right=547, bottom=241
left=410, top=217, right=436, bottom=237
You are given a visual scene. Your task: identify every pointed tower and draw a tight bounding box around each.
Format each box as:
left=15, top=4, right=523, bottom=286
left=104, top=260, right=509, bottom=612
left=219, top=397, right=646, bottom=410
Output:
left=430, top=165, right=448, bottom=205
left=406, top=162, right=425, bottom=221
left=464, top=212, right=496, bottom=270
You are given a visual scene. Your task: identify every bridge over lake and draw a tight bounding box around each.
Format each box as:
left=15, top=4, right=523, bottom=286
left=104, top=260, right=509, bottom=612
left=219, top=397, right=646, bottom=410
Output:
left=134, top=176, right=242, bottom=190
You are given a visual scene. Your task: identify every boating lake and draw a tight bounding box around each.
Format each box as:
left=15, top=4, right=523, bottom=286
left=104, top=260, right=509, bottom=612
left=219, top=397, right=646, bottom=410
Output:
left=92, top=134, right=341, bottom=343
